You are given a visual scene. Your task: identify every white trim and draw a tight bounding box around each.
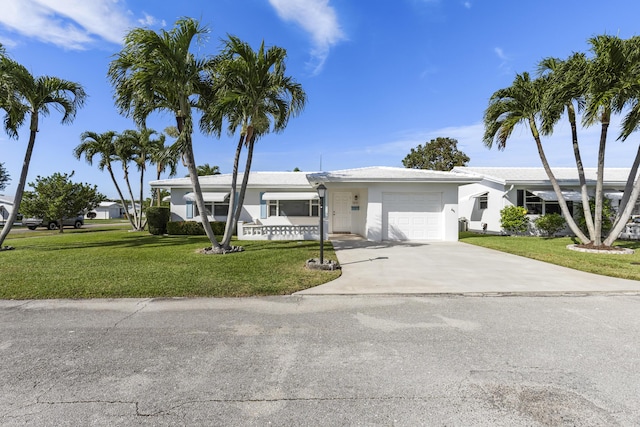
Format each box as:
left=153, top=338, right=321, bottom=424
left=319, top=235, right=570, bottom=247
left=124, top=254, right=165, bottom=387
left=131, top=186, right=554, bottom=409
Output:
left=183, top=192, right=230, bottom=202
left=466, top=191, right=489, bottom=200
left=262, top=192, right=319, bottom=201
left=531, top=190, right=582, bottom=202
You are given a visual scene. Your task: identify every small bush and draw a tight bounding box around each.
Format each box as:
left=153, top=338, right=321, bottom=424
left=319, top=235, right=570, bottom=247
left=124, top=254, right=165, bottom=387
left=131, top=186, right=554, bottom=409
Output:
left=574, top=197, right=614, bottom=237
left=500, top=206, right=529, bottom=235
left=534, top=213, right=566, bottom=237
left=146, top=206, right=170, bottom=235
left=166, top=221, right=231, bottom=236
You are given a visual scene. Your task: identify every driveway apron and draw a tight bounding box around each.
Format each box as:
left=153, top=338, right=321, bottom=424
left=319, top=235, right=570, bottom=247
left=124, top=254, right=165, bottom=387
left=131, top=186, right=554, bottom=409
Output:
left=296, top=238, right=640, bottom=295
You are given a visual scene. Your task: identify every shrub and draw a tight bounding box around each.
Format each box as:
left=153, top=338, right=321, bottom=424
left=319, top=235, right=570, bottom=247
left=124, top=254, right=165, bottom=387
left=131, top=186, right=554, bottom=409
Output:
left=534, top=213, right=566, bottom=237
left=574, top=197, right=614, bottom=237
left=166, top=221, right=231, bottom=236
left=146, top=206, right=170, bottom=235
left=500, top=206, right=529, bottom=235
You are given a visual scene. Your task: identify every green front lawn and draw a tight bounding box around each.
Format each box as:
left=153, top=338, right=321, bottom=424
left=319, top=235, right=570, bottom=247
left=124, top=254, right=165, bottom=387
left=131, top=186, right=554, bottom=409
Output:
left=0, top=228, right=340, bottom=299
left=459, top=232, right=640, bottom=281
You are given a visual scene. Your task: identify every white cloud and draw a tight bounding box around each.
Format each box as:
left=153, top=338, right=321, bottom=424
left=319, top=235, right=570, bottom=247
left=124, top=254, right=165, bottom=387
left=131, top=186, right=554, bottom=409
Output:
left=0, top=0, right=139, bottom=49
left=494, top=47, right=507, bottom=61
left=463, top=1, right=472, bottom=9
left=138, top=13, right=157, bottom=27
left=268, top=0, right=345, bottom=75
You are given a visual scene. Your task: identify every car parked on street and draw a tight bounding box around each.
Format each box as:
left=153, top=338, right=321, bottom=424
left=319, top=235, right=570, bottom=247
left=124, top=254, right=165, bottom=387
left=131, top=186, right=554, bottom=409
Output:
left=23, top=215, right=84, bottom=230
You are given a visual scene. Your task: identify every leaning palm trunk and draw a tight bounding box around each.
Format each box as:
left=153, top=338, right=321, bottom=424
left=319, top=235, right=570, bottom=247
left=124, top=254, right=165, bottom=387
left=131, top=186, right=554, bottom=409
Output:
left=593, top=112, right=611, bottom=246
left=567, top=104, right=596, bottom=238
left=222, top=133, right=247, bottom=248
left=106, top=163, right=135, bottom=226
left=123, top=165, right=140, bottom=230
left=529, top=117, right=590, bottom=243
left=228, top=134, right=256, bottom=248
left=177, top=114, right=221, bottom=249
left=0, top=117, right=38, bottom=248
left=138, top=165, right=146, bottom=230
left=604, top=145, right=640, bottom=246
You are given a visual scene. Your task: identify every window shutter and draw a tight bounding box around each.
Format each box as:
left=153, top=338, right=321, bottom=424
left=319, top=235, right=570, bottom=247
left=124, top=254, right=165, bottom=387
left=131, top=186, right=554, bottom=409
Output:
left=260, top=192, right=267, bottom=219
left=186, top=200, right=193, bottom=219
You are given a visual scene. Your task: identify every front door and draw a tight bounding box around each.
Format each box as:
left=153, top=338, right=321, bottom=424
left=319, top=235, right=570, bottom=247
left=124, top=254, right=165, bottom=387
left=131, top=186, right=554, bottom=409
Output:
left=332, top=192, right=352, bottom=233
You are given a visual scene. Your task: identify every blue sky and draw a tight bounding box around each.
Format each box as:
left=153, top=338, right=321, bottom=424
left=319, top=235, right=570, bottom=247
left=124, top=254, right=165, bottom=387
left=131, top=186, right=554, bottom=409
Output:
left=1, top=0, right=640, bottom=199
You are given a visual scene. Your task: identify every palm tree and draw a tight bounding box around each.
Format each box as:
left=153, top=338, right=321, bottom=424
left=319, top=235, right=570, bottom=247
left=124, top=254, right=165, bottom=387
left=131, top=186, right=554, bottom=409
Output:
left=124, top=128, right=164, bottom=229
left=0, top=56, right=86, bottom=248
left=114, top=130, right=141, bottom=229
left=538, top=54, right=596, bottom=239
left=201, top=35, right=307, bottom=248
left=483, top=72, right=590, bottom=243
left=74, top=131, right=136, bottom=227
left=108, top=17, right=223, bottom=250
left=196, top=163, right=220, bottom=176
left=150, top=140, right=179, bottom=206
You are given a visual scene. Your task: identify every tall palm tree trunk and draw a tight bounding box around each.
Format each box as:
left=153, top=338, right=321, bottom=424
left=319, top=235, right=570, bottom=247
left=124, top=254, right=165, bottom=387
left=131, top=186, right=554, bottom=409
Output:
left=123, top=165, right=140, bottom=230
left=593, top=111, right=610, bottom=246
left=222, top=133, right=246, bottom=248
left=231, top=134, right=256, bottom=244
left=177, top=115, right=221, bottom=249
left=567, top=104, right=596, bottom=239
left=107, top=164, right=135, bottom=226
left=529, top=117, right=590, bottom=243
left=0, top=116, right=37, bottom=248
left=138, top=166, right=145, bottom=229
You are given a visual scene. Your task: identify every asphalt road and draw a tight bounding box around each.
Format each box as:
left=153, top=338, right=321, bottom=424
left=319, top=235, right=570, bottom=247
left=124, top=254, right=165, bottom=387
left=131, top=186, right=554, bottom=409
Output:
left=1, top=296, right=639, bottom=426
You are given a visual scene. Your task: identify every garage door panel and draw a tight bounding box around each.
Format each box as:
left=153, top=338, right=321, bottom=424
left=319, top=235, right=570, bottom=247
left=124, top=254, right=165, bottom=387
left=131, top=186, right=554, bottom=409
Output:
left=383, top=192, right=442, bottom=241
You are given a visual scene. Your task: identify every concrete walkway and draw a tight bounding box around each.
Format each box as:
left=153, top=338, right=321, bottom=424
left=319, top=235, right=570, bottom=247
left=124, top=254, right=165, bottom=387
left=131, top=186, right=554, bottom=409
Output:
left=296, top=236, right=640, bottom=295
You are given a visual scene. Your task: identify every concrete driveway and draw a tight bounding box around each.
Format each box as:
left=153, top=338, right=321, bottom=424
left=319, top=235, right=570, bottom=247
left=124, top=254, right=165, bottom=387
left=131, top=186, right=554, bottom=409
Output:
left=296, top=238, right=640, bottom=295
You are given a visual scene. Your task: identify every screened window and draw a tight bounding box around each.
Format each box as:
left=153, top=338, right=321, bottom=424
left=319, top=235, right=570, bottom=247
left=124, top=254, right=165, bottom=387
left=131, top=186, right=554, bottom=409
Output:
left=195, top=202, right=229, bottom=217
left=268, top=199, right=319, bottom=217
left=479, top=193, right=488, bottom=210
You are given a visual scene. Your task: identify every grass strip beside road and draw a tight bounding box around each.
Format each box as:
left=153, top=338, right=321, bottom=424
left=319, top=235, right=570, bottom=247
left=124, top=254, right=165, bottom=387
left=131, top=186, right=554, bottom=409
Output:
left=0, top=228, right=340, bottom=299
left=459, top=232, right=640, bottom=281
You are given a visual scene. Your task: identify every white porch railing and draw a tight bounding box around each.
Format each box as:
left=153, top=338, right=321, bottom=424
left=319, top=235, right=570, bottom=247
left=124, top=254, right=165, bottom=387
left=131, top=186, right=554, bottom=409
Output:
left=237, top=221, right=324, bottom=241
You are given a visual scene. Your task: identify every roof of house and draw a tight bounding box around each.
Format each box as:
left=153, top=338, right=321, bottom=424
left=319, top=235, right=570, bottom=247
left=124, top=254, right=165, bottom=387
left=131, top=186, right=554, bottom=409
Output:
left=307, top=166, right=482, bottom=184
left=97, top=201, right=122, bottom=208
left=0, top=195, right=14, bottom=205
left=452, top=166, right=634, bottom=186
left=150, top=171, right=315, bottom=189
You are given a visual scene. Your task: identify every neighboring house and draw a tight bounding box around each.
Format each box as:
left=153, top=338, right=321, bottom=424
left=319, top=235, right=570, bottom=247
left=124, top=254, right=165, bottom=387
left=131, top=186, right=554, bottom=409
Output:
left=453, top=167, right=640, bottom=237
left=0, top=195, right=15, bottom=225
left=88, top=201, right=125, bottom=220
left=150, top=167, right=480, bottom=242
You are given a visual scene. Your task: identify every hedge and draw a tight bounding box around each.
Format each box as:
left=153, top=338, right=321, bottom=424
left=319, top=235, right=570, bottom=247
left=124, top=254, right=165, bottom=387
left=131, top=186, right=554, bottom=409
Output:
left=146, top=206, right=170, bottom=235
left=166, top=221, right=231, bottom=236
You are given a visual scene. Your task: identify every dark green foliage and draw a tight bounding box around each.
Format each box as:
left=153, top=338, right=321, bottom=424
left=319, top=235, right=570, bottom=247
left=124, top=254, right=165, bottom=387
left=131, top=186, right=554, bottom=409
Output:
left=0, top=162, right=9, bottom=191
left=20, top=172, right=105, bottom=230
left=166, top=221, right=229, bottom=236
left=402, top=137, right=470, bottom=171
left=500, top=206, right=530, bottom=235
left=146, top=206, right=170, bottom=235
left=534, top=213, right=566, bottom=237
left=575, top=197, right=615, bottom=237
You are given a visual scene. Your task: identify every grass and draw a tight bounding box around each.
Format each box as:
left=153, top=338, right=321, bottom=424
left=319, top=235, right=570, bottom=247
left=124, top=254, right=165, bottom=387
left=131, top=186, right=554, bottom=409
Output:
left=459, top=231, right=640, bottom=281
left=0, top=227, right=340, bottom=299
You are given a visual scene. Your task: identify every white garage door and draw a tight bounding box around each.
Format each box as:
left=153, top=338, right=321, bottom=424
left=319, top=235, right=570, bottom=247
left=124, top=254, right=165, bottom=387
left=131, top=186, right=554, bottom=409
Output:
left=383, top=192, right=442, bottom=241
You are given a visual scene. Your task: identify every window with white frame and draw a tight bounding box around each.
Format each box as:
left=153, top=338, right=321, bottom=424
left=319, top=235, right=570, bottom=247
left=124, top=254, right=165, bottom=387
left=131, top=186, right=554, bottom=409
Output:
left=194, top=202, right=229, bottom=217
left=268, top=199, right=319, bottom=217
left=479, top=193, right=488, bottom=210
left=517, top=190, right=572, bottom=215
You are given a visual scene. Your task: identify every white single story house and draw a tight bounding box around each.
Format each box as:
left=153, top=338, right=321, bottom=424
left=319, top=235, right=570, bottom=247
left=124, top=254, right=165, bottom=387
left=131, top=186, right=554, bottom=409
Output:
left=88, top=201, right=125, bottom=220
left=453, top=166, right=640, bottom=236
left=150, top=166, right=480, bottom=242
left=0, top=195, right=15, bottom=225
